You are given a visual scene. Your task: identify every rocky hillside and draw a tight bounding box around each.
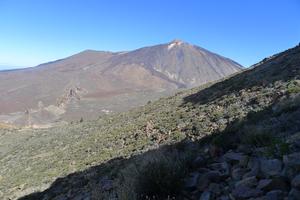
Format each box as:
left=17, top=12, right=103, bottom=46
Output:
left=0, top=40, right=242, bottom=127
left=0, top=44, right=299, bottom=200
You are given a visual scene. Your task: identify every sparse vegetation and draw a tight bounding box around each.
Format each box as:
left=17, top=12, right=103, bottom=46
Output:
left=287, top=80, right=300, bottom=94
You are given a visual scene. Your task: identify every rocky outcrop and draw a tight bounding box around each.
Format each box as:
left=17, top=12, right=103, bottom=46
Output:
left=183, top=144, right=300, bottom=199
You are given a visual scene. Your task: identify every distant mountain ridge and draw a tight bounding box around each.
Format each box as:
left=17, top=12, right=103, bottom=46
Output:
left=0, top=40, right=242, bottom=126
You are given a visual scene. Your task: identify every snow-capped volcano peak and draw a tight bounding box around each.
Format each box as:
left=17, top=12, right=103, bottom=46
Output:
left=167, top=39, right=184, bottom=50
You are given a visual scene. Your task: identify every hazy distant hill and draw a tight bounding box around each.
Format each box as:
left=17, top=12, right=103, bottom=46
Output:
left=0, top=40, right=242, bottom=126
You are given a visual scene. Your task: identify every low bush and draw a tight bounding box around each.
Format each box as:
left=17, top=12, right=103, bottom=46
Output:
left=117, top=148, right=190, bottom=200
left=287, top=80, right=300, bottom=94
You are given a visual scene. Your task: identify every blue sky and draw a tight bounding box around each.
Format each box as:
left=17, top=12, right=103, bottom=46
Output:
left=0, top=0, right=299, bottom=69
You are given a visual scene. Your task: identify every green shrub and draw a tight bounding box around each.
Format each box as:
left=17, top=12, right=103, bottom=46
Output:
left=287, top=80, right=300, bottom=94
left=242, top=131, right=290, bottom=157
left=118, top=150, right=189, bottom=200
left=212, top=133, right=238, bottom=150
left=135, top=154, right=187, bottom=199
left=241, top=131, right=274, bottom=148
left=265, top=139, right=290, bottom=158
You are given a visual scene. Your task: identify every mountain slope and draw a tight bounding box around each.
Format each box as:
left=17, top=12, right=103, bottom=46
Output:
left=0, top=44, right=299, bottom=199
left=0, top=40, right=242, bottom=127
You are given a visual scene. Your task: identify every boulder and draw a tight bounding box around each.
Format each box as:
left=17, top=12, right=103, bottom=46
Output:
left=197, top=171, right=221, bottom=191
left=244, top=157, right=260, bottom=178
left=223, top=151, right=246, bottom=163
left=237, top=144, right=252, bottom=154
left=232, top=168, right=247, bottom=181
left=219, top=195, right=230, bottom=200
left=209, top=162, right=230, bottom=177
left=291, top=174, right=300, bottom=189
left=288, top=188, right=300, bottom=200
left=281, top=165, right=299, bottom=180
left=239, top=155, right=249, bottom=167
left=260, top=158, right=283, bottom=177
left=257, top=177, right=289, bottom=192
left=265, top=190, right=284, bottom=200
left=99, top=177, right=113, bottom=191
left=235, top=176, right=258, bottom=188
left=232, top=185, right=263, bottom=199
left=192, top=155, right=206, bottom=169
left=208, top=183, right=221, bottom=195
left=283, top=152, right=300, bottom=167
left=184, top=172, right=200, bottom=190
left=199, top=191, right=211, bottom=200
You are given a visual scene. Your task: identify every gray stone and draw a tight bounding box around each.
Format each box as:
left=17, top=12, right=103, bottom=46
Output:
left=252, top=196, right=268, bottom=200
left=232, top=185, right=263, bottom=199
left=237, top=144, right=252, bottom=154
left=239, top=155, right=249, bottom=167
left=219, top=195, right=230, bottom=200
left=232, top=168, right=247, bottom=181
left=291, top=174, right=300, bottom=189
left=282, top=165, right=299, bottom=180
left=209, top=162, right=230, bottom=177
left=197, top=171, right=221, bottom=191
left=288, top=188, right=300, bottom=200
left=244, top=157, right=260, bottom=178
left=257, top=177, right=289, bottom=192
left=208, top=183, right=221, bottom=195
left=199, top=191, right=211, bottom=200
left=100, top=177, right=113, bottom=191
left=266, top=190, right=284, bottom=200
left=224, top=151, right=246, bottom=163
left=235, top=176, right=258, bottom=188
left=283, top=153, right=300, bottom=167
left=192, top=156, right=206, bottom=168
left=184, top=172, right=200, bottom=190
left=260, top=158, right=283, bottom=177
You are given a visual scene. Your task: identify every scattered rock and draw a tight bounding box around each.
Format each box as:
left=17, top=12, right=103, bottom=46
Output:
left=183, top=149, right=300, bottom=199
left=281, top=165, right=299, bottom=180
left=257, top=177, right=289, bottom=192
left=197, top=171, right=221, bottom=191
left=244, top=157, right=260, bottom=178
left=239, top=155, right=249, bottom=167
left=209, top=162, right=230, bottom=177
left=235, top=176, right=258, bottom=188
left=260, top=158, right=283, bottom=177
left=208, top=183, right=221, bottom=195
left=99, top=177, right=113, bottom=191
left=192, top=156, right=206, bottom=168
left=237, top=144, right=252, bottom=154
left=184, top=172, right=200, bottom=190
left=265, top=190, right=284, bottom=200
left=219, top=195, right=230, bottom=200
left=199, top=191, right=211, bottom=200
left=232, top=185, right=263, bottom=199
left=232, top=168, right=247, bottom=181
left=224, top=151, right=246, bottom=163
left=288, top=188, right=300, bottom=200
left=291, top=174, right=300, bottom=189
left=283, top=153, right=300, bottom=167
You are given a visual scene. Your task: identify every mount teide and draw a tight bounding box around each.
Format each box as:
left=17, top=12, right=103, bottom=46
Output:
left=0, top=40, right=242, bottom=126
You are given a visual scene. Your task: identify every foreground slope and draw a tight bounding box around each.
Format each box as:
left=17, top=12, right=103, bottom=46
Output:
left=0, top=44, right=299, bottom=199
left=0, top=40, right=241, bottom=127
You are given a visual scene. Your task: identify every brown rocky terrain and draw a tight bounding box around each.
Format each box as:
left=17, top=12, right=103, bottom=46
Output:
left=0, top=40, right=242, bottom=127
